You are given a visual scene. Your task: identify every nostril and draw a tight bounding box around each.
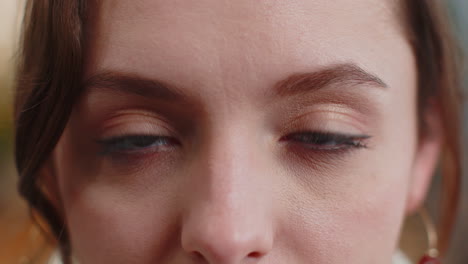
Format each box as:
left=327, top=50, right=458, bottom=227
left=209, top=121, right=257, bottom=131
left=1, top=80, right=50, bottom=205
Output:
left=191, top=251, right=206, bottom=261
left=247, top=251, right=262, bottom=258
left=189, top=249, right=264, bottom=261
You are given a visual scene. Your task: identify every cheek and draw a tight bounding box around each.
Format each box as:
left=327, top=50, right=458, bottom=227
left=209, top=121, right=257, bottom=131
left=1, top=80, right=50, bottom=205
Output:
left=54, top=126, right=181, bottom=263
left=63, top=184, right=179, bottom=263
left=278, top=147, right=415, bottom=263
left=281, top=181, right=409, bottom=263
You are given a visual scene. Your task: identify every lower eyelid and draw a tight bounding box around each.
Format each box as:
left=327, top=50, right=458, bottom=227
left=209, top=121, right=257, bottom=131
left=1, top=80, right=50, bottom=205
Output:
left=284, top=145, right=353, bottom=170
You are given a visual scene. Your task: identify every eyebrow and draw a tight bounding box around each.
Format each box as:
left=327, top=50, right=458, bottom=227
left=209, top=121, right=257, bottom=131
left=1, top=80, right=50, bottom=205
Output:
left=83, top=71, right=190, bottom=102
left=271, top=63, right=387, bottom=98
left=83, top=63, right=387, bottom=102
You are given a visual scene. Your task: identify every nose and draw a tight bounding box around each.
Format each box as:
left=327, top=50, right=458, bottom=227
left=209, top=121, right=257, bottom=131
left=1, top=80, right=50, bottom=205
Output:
left=181, top=210, right=273, bottom=263
left=180, top=128, right=274, bottom=263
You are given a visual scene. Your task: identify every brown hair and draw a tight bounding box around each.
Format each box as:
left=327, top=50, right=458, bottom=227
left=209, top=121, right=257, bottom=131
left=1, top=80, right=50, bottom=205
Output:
left=13, top=0, right=462, bottom=263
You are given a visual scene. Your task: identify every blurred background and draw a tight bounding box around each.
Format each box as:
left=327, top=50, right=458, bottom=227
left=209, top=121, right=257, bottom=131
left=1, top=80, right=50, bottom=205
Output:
left=0, top=1, right=466, bottom=263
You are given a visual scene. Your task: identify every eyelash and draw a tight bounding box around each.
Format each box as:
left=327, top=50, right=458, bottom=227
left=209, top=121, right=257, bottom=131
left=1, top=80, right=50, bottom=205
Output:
left=97, top=135, right=179, bottom=156
left=281, top=131, right=370, bottom=151
left=97, top=131, right=370, bottom=156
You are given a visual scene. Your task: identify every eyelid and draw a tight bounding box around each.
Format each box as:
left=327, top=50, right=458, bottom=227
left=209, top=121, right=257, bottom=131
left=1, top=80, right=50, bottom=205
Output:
left=282, top=89, right=382, bottom=124
left=98, top=110, right=178, bottom=139
left=278, top=104, right=370, bottom=137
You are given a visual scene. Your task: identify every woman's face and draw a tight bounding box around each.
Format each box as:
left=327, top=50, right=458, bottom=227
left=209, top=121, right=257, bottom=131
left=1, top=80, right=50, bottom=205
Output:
left=49, top=0, right=441, bottom=263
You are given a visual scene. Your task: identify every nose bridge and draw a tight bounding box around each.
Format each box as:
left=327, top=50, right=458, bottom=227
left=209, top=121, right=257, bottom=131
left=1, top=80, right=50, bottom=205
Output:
left=180, top=123, right=273, bottom=263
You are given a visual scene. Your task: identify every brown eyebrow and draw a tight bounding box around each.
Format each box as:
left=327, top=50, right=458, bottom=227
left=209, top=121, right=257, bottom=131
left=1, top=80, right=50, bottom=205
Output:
left=272, top=63, right=387, bottom=98
left=83, top=63, right=386, bottom=102
left=83, top=71, right=190, bottom=102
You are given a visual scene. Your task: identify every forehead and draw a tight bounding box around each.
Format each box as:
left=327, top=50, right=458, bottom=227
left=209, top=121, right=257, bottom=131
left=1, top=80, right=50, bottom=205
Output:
left=84, top=0, right=413, bottom=97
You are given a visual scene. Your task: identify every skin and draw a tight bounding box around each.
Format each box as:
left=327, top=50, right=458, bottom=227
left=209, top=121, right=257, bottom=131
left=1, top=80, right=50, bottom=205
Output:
left=44, top=0, right=442, bottom=263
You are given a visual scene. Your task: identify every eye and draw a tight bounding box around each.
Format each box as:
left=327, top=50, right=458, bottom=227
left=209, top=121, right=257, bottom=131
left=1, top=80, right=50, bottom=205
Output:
left=97, top=135, right=179, bottom=155
left=281, top=131, right=370, bottom=151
